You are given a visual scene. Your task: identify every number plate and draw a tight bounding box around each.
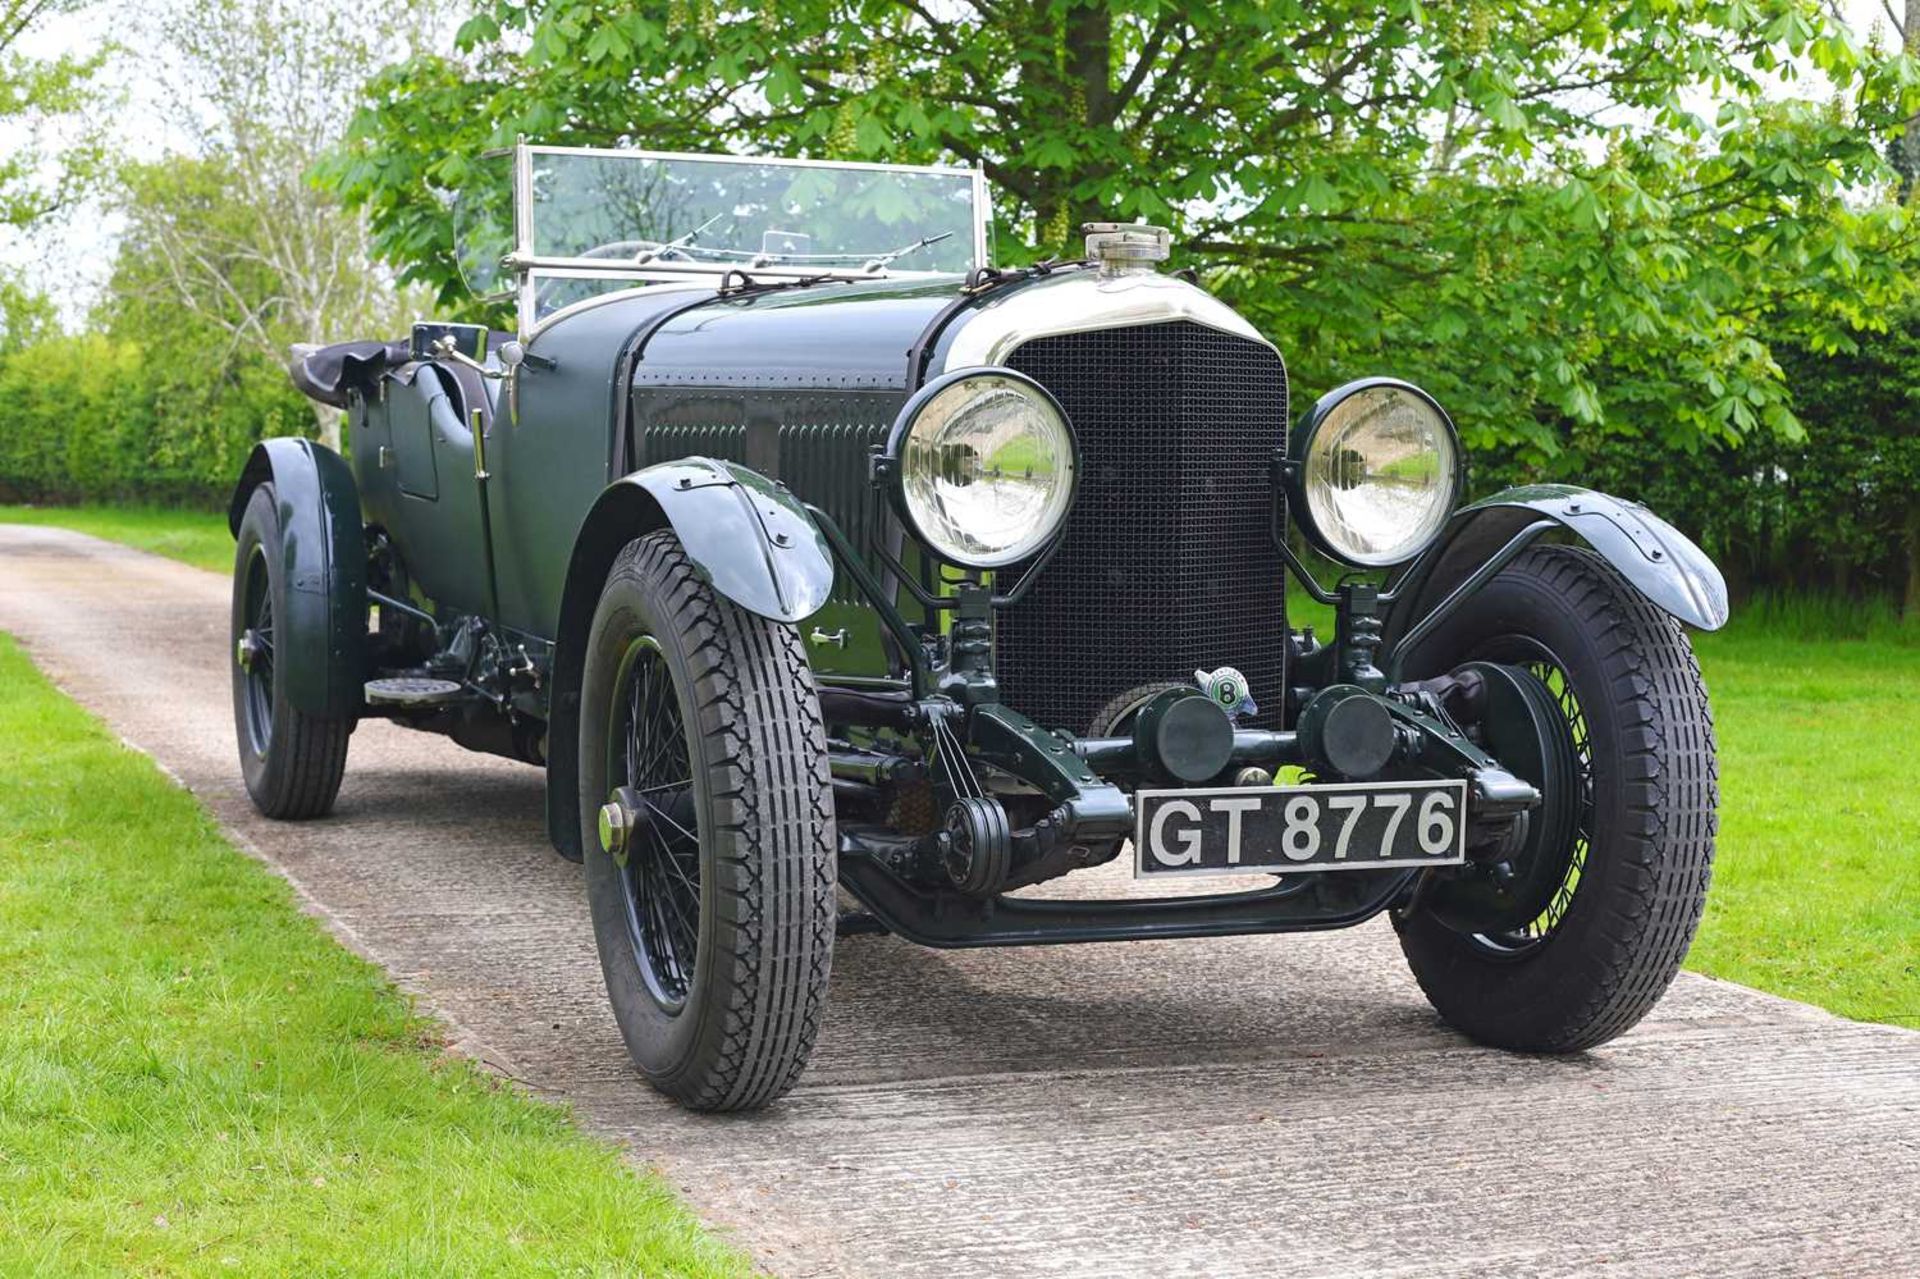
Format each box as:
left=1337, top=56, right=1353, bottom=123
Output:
left=1133, top=779, right=1469, bottom=878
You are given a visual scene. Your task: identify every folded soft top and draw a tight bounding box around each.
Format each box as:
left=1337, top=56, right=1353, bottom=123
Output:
left=287, top=339, right=409, bottom=410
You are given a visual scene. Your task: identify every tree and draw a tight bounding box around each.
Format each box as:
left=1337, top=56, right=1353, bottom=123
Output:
left=0, top=0, right=106, bottom=227
left=1867, top=0, right=1920, bottom=194
left=1774, top=322, right=1920, bottom=614
left=0, top=273, right=54, bottom=352
left=104, top=0, right=439, bottom=446
left=93, top=154, right=318, bottom=479
left=326, top=1, right=1920, bottom=472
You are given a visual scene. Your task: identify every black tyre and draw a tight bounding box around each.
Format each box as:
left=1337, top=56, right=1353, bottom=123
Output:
left=579, top=530, right=836, bottom=1111
left=231, top=484, right=352, bottom=819
left=1395, top=545, right=1717, bottom=1051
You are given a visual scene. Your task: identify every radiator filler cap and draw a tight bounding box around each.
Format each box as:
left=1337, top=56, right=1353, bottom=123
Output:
left=1084, top=222, right=1171, bottom=275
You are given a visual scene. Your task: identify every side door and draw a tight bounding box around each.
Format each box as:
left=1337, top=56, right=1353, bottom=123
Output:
left=375, top=364, right=486, bottom=618
left=385, top=366, right=440, bottom=501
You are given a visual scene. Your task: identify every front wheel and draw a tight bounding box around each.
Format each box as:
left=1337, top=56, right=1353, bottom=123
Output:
left=1395, top=544, right=1717, bottom=1052
left=579, top=530, right=836, bottom=1111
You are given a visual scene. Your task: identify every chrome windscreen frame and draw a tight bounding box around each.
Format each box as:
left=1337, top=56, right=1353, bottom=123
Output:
left=505, top=141, right=990, bottom=338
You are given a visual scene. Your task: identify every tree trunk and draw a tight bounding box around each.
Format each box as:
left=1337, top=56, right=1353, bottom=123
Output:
left=1021, top=1, right=1114, bottom=255
left=1903, top=1, right=1920, bottom=200
left=1065, top=1, right=1113, bottom=234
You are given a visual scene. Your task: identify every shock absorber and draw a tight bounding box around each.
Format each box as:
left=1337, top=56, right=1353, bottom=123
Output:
left=941, top=579, right=998, bottom=703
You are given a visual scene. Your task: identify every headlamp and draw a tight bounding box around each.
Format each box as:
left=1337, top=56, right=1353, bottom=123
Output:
left=886, top=369, right=1078, bottom=569
left=1289, top=379, right=1463, bottom=567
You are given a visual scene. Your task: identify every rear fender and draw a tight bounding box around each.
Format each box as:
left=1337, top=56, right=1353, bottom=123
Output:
left=544, top=456, right=834, bottom=859
left=1384, top=484, right=1729, bottom=655
left=227, top=438, right=368, bottom=717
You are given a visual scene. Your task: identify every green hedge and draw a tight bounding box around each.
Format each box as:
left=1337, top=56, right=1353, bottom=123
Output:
left=1483, top=330, right=1920, bottom=610
left=0, top=334, right=314, bottom=509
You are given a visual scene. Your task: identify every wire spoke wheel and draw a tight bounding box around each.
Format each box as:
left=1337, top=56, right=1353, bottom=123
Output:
left=240, top=546, right=276, bottom=755
left=580, top=529, right=835, bottom=1111
left=1466, top=646, right=1593, bottom=957
left=1394, top=544, right=1716, bottom=1053
left=228, top=482, right=351, bottom=821
left=609, top=635, right=701, bottom=1013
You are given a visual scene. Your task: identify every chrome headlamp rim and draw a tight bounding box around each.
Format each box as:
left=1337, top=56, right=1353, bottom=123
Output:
left=1286, top=377, right=1466, bottom=569
left=882, top=367, right=1080, bottom=570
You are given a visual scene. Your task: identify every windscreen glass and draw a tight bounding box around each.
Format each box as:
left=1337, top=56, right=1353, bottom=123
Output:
left=451, top=153, right=514, bottom=297
left=528, top=150, right=980, bottom=274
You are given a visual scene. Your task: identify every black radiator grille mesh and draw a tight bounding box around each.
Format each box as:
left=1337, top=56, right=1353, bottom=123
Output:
left=999, top=321, right=1289, bottom=732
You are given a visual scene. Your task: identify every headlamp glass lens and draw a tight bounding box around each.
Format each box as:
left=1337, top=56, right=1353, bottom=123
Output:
left=901, top=374, right=1076, bottom=567
left=1303, top=384, right=1458, bottom=565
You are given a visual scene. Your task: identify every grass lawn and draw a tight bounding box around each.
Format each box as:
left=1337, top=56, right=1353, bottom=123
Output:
left=0, top=502, right=233, bottom=573
left=1688, top=628, right=1918, bottom=1026
left=0, top=634, right=746, bottom=1277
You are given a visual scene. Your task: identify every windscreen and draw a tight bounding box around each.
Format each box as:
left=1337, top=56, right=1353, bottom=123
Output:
left=527, top=150, right=981, bottom=273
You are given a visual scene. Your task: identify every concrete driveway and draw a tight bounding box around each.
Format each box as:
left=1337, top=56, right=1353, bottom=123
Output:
left=2, top=522, right=1916, bottom=1277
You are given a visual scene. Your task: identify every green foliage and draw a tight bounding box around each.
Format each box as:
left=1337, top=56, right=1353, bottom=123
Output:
left=1730, top=589, right=1919, bottom=645
left=0, top=274, right=54, bottom=353
left=0, top=146, right=369, bottom=507
left=325, top=0, right=1920, bottom=469
left=0, top=0, right=108, bottom=227
left=102, top=155, right=300, bottom=368
left=0, top=0, right=441, bottom=509
left=125, top=0, right=433, bottom=360
left=0, top=334, right=146, bottom=501
left=0, top=315, right=310, bottom=508
left=1518, top=306, right=1920, bottom=607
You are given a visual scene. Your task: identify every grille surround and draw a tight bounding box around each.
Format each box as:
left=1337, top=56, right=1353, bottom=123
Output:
left=997, top=320, right=1290, bottom=732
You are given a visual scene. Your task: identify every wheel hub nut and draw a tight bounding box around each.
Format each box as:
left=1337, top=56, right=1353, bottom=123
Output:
left=235, top=632, right=261, bottom=673
left=598, top=787, right=643, bottom=865
left=598, top=801, right=629, bottom=858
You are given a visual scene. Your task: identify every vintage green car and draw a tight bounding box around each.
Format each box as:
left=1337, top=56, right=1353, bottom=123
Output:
left=235, top=143, right=1727, bottom=1110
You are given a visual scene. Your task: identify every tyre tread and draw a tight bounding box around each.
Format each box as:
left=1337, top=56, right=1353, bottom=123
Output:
left=257, top=710, right=352, bottom=820
left=232, top=483, right=351, bottom=821
left=597, top=531, right=833, bottom=1110
left=1398, top=544, right=1717, bottom=1051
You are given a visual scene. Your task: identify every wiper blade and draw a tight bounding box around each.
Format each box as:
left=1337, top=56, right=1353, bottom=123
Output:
left=861, top=231, right=954, bottom=273
left=634, top=212, right=727, bottom=263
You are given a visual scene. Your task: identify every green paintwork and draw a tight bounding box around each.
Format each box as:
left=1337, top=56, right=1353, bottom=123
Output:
left=227, top=439, right=368, bottom=719
left=1449, top=485, right=1727, bottom=630
left=967, top=702, right=1130, bottom=838
left=633, top=387, right=908, bottom=674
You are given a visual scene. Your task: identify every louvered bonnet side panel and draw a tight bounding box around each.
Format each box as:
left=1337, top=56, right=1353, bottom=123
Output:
left=632, top=387, right=899, bottom=606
